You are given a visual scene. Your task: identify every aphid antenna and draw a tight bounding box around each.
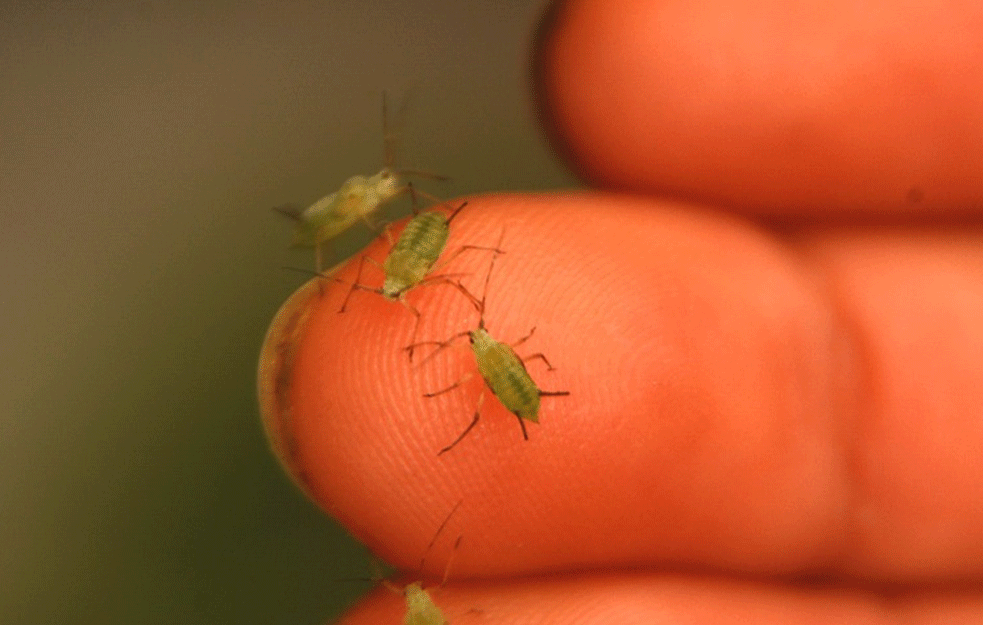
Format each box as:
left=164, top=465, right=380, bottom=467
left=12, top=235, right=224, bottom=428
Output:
left=388, top=503, right=464, bottom=625
left=418, top=499, right=464, bottom=575
left=428, top=221, right=569, bottom=454
left=472, top=226, right=508, bottom=330
left=382, top=90, right=396, bottom=169
left=271, top=204, right=301, bottom=220
left=382, top=87, right=418, bottom=170
left=381, top=89, right=448, bottom=194
left=345, top=499, right=463, bottom=591
left=395, top=168, right=450, bottom=181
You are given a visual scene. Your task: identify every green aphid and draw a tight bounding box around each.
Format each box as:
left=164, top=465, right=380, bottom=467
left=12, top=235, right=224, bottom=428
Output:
left=401, top=582, right=447, bottom=625
left=381, top=502, right=462, bottom=625
left=274, top=92, right=444, bottom=270
left=340, top=201, right=502, bottom=360
left=410, top=240, right=570, bottom=454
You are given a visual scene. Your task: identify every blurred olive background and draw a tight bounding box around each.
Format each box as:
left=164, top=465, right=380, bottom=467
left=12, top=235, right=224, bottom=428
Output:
left=0, top=1, right=574, bottom=623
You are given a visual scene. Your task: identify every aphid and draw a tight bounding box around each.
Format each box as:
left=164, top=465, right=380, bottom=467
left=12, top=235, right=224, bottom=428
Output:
left=409, top=239, right=570, bottom=455
left=274, top=92, right=444, bottom=271
left=339, top=200, right=503, bottom=360
left=400, top=582, right=447, bottom=625
left=380, top=501, right=463, bottom=625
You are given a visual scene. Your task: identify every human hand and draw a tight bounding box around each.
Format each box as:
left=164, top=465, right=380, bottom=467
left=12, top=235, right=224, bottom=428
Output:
left=258, top=0, right=983, bottom=622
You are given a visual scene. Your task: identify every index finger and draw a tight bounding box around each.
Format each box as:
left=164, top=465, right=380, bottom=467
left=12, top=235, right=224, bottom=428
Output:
left=258, top=194, right=983, bottom=584
left=535, top=0, right=983, bottom=216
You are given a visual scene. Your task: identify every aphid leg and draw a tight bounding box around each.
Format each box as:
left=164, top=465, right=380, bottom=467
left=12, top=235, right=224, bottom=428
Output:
left=313, top=235, right=338, bottom=272
left=427, top=242, right=505, bottom=280
left=514, top=411, right=529, bottom=441
left=382, top=222, right=396, bottom=246
left=511, top=326, right=537, bottom=348
left=336, top=255, right=390, bottom=312
left=338, top=255, right=377, bottom=312
left=407, top=180, right=450, bottom=213
left=280, top=265, right=335, bottom=297
left=407, top=181, right=422, bottom=215
left=403, top=275, right=481, bottom=312
left=406, top=186, right=447, bottom=205
left=361, top=210, right=385, bottom=231
left=395, top=279, right=479, bottom=362
left=442, top=200, right=469, bottom=225
left=539, top=390, right=571, bottom=397
left=423, top=371, right=473, bottom=397
left=400, top=300, right=424, bottom=362
left=520, top=352, right=556, bottom=371
left=405, top=330, right=470, bottom=365
left=438, top=391, right=484, bottom=455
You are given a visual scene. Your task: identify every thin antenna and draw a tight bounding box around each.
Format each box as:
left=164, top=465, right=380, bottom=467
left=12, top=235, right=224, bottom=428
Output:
left=476, top=227, right=507, bottom=329
left=419, top=500, right=464, bottom=574
left=382, top=87, right=418, bottom=171
left=440, top=535, right=463, bottom=587
left=382, top=91, right=397, bottom=168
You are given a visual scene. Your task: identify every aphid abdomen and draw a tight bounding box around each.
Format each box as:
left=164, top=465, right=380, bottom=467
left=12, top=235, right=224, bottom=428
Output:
left=393, top=212, right=449, bottom=264
left=299, top=192, right=340, bottom=231
left=472, top=332, right=542, bottom=423
left=382, top=212, right=450, bottom=297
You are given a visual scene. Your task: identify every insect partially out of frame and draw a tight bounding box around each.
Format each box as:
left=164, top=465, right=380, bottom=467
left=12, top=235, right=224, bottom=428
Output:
left=378, top=501, right=463, bottom=625
left=274, top=92, right=444, bottom=271
left=397, top=581, right=448, bottom=625
left=338, top=200, right=503, bottom=360
left=409, top=239, right=570, bottom=455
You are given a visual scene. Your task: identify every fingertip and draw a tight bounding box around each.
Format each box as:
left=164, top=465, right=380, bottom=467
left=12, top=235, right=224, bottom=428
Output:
left=535, top=0, right=983, bottom=215
left=257, top=273, right=323, bottom=499
left=259, top=194, right=847, bottom=578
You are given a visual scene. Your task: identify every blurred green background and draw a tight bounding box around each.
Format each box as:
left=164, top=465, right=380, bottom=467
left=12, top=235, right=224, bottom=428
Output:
left=0, top=1, right=574, bottom=623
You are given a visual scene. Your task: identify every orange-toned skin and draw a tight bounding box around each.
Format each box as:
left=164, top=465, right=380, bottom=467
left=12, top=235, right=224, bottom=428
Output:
left=258, top=0, right=983, bottom=622
left=537, top=0, right=983, bottom=217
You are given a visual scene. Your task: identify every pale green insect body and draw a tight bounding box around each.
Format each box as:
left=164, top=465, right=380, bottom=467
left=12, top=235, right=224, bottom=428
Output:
left=381, top=209, right=453, bottom=299
left=387, top=502, right=462, bottom=625
left=469, top=327, right=541, bottom=423
left=414, top=239, right=570, bottom=454
left=276, top=92, right=444, bottom=270
left=340, top=202, right=474, bottom=309
left=402, top=582, right=447, bottom=625
left=290, top=168, right=403, bottom=248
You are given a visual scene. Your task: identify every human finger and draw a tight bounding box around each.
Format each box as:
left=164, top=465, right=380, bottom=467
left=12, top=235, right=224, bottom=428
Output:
left=334, top=572, right=983, bottom=625
left=534, top=0, right=983, bottom=216
left=258, top=194, right=983, bottom=583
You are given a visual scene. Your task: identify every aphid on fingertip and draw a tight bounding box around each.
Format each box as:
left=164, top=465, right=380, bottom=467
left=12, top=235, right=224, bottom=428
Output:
left=337, top=200, right=504, bottom=361
left=408, top=234, right=570, bottom=455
